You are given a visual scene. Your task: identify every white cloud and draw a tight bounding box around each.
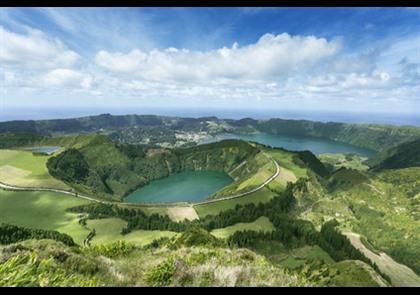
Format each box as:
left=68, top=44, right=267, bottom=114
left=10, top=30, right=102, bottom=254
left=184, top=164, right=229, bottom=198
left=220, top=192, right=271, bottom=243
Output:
left=95, top=49, right=147, bottom=73
left=0, top=25, right=79, bottom=70
left=41, top=69, right=92, bottom=89
left=1, top=21, right=417, bottom=115
left=94, top=33, right=341, bottom=81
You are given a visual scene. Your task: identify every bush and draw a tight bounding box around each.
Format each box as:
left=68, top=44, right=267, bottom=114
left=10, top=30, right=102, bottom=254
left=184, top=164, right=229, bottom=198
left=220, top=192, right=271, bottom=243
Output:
left=169, top=227, right=223, bottom=249
left=144, top=255, right=177, bottom=286
left=85, top=240, right=136, bottom=258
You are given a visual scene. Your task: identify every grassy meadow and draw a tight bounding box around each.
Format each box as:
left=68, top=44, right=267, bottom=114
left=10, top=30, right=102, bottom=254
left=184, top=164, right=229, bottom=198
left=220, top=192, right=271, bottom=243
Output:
left=0, top=190, right=89, bottom=244
left=86, top=218, right=177, bottom=246
left=0, top=149, right=68, bottom=189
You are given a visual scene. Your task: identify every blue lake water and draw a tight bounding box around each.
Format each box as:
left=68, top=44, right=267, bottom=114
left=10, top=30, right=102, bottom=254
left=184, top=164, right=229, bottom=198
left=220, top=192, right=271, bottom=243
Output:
left=199, top=133, right=376, bottom=157
left=22, top=146, right=60, bottom=155
left=125, top=171, right=233, bottom=204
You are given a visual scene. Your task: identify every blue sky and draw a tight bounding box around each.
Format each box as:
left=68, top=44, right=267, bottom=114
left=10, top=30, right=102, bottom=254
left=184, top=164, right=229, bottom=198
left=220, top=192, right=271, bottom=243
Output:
left=1, top=7, right=419, bottom=115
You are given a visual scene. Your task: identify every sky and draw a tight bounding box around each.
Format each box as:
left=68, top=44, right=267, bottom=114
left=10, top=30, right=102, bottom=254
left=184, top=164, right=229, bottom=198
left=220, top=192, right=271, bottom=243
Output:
left=0, top=7, right=419, bottom=118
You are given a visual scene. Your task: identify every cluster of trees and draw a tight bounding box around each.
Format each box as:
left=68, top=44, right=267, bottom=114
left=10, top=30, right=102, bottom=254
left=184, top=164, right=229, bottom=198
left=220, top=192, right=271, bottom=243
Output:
left=318, top=220, right=370, bottom=262
left=47, top=148, right=90, bottom=183
left=116, top=143, right=146, bottom=159
left=0, top=223, right=75, bottom=246
left=0, top=132, right=45, bottom=149
left=123, top=213, right=189, bottom=233
left=227, top=219, right=367, bottom=261
left=67, top=204, right=190, bottom=233
left=227, top=216, right=320, bottom=249
left=199, top=184, right=296, bottom=230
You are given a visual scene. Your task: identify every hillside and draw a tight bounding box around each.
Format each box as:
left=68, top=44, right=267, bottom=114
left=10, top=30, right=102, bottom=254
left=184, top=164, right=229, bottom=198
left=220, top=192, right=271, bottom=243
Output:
left=45, top=136, right=268, bottom=200
left=0, top=235, right=387, bottom=287
left=256, top=118, right=420, bottom=151
left=367, top=138, right=420, bottom=170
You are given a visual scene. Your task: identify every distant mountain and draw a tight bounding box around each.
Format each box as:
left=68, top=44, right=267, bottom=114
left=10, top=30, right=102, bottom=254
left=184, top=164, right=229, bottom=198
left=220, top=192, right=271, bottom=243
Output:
left=1, top=113, right=420, bottom=152
left=367, top=138, right=420, bottom=170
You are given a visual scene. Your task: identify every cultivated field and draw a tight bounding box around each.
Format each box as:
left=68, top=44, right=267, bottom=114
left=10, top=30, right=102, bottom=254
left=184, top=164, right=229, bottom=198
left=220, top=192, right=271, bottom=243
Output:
left=167, top=206, right=199, bottom=221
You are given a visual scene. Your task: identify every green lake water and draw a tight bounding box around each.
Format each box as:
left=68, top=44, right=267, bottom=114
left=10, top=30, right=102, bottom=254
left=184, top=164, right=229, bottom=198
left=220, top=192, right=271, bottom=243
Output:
left=125, top=171, right=233, bottom=203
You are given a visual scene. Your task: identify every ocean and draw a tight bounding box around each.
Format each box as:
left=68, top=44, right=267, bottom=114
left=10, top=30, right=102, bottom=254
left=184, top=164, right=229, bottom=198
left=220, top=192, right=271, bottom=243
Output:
left=1, top=107, right=419, bottom=127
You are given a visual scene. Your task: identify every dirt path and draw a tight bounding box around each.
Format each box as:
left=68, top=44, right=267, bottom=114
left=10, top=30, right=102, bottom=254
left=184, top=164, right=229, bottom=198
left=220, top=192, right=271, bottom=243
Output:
left=344, top=232, right=420, bottom=287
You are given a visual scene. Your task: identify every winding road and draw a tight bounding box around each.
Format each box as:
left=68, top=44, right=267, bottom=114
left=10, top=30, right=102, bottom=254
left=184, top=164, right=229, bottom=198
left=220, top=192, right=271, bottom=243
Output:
left=0, top=181, right=109, bottom=204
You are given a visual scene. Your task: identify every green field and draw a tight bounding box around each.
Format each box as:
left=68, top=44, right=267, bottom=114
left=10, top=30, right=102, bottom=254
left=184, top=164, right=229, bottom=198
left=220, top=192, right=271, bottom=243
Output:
left=263, top=148, right=308, bottom=179
left=194, top=187, right=275, bottom=218
left=0, top=190, right=89, bottom=244
left=252, top=241, right=335, bottom=269
left=319, top=153, right=369, bottom=171
left=210, top=216, right=274, bottom=239
left=86, top=218, right=177, bottom=246
left=0, top=149, right=68, bottom=189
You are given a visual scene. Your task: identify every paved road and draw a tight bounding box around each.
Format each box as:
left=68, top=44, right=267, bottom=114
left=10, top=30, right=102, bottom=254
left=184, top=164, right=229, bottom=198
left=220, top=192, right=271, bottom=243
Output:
left=0, top=181, right=109, bottom=204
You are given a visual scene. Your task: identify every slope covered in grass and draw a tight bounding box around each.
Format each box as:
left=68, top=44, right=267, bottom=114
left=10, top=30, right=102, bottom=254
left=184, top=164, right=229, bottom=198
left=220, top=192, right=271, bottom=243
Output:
left=0, top=149, right=68, bottom=189
left=0, top=190, right=89, bottom=244
left=86, top=218, right=177, bottom=246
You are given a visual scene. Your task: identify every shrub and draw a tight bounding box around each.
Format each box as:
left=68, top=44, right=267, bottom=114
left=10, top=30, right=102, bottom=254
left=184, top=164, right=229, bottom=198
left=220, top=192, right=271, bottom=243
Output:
left=144, top=255, right=177, bottom=286
left=85, top=240, right=136, bottom=258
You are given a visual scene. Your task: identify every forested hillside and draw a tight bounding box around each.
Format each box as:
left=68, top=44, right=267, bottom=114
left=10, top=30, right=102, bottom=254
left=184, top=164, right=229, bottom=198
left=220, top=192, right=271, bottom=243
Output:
left=46, top=137, right=265, bottom=200
left=367, top=138, right=420, bottom=170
